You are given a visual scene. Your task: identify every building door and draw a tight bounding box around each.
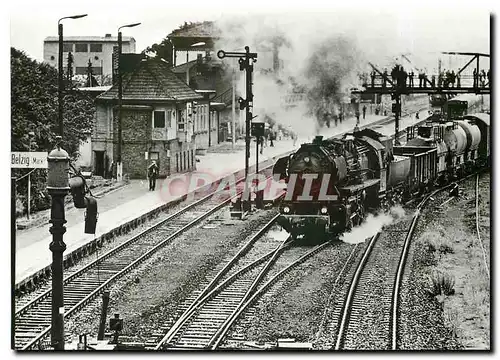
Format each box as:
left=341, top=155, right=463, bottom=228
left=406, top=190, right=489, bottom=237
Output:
left=94, top=151, right=105, bottom=177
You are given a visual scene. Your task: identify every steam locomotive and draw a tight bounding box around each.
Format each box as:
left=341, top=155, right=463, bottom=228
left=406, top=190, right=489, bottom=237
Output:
left=273, top=99, right=490, bottom=240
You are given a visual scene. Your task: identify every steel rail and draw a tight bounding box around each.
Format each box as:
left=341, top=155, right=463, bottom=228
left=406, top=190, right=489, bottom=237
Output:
left=18, top=168, right=275, bottom=350
left=205, top=237, right=292, bottom=349
left=161, top=237, right=292, bottom=349
left=20, top=193, right=232, bottom=350
left=475, top=174, right=490, bottom=281
left=334, top=233, right=380, bottom=350
left=391, top=172, right=485, bottom=349
left=153, top=215, right=282, bottom=349
left=16, top=163, right=271, bottom=317
left=211, top=240, right=333, bottom=349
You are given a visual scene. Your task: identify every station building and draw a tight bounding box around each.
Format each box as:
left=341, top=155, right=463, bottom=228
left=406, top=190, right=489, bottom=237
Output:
left=94, top=57, right=203, bottom=179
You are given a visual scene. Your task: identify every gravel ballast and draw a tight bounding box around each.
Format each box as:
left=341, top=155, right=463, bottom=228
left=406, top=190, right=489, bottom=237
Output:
left=64, top=208, right=277, bottom=345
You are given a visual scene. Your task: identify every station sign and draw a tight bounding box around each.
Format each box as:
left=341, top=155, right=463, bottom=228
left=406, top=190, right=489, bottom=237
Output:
left=11, top=152, right=48, bottom=169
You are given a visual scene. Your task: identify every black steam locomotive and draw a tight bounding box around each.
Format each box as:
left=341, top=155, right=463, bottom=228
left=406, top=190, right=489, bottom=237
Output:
left=273, top=101, right=490, bottom=240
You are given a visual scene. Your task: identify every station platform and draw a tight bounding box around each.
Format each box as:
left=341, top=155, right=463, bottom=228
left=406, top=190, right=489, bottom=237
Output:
left=14, top=109, right=427, bottom=289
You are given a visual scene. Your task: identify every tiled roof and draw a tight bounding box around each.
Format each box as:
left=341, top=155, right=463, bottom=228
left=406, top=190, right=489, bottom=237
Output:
left=168, top=21, right=220, bottom=38
left=44, top=36, right=134, bottom=43
left=97, top=58, right=203, bottom=102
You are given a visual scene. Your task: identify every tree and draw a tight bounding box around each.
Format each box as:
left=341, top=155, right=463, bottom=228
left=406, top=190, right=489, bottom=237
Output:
left=11, top=47, right=95, bottom=213
left=143, top=38, right=174, bottom=66
left=66, top=51, right=74, bottom=82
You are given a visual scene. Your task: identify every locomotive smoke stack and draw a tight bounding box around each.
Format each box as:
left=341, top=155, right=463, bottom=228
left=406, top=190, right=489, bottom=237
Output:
left=313, top=135, right=324, bottom=144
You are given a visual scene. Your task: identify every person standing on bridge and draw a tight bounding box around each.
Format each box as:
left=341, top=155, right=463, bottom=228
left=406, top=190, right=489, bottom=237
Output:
left=480, top=70, right=486, bottom=87
left=408, top=70, right=414, bottom=87
left=370, top=70, right=376, bottom=87
left=473, top=68, right=478, bottom=88
left=382, top=68, right=388, bottom=88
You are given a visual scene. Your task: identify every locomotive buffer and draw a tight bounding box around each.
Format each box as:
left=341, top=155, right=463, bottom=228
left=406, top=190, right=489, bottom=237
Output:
left=353, top=52, right=490, bottom=145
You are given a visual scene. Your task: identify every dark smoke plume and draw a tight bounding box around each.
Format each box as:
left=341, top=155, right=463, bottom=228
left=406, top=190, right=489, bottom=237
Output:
left=304, top=36, right=363, bottom=131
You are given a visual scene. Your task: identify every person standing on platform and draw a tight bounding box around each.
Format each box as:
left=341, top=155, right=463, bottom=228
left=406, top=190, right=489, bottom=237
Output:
left=362, top=105, right=367, bottom=120
left=148, top=161, right=159, bottom=191
left=269, top=127, right=276, bottom=147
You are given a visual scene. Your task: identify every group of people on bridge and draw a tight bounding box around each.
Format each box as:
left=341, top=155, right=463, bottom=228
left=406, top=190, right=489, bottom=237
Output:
left=362, top=65, right=490, bottom=90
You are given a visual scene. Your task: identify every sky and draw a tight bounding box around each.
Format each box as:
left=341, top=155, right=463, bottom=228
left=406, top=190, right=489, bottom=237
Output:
left=8, top=0, right=493, bottom=63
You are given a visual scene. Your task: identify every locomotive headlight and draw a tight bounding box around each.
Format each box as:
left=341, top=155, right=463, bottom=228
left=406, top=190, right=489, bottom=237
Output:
left=283, top=206, right=290, bottom=214
left=304, top=156, right=310, bottom=163
left=321, top=207, right=328, bottom=214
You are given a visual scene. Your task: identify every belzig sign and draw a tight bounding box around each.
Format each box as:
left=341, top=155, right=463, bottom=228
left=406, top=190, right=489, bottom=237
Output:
left=11, top=152, right=48, bottom=169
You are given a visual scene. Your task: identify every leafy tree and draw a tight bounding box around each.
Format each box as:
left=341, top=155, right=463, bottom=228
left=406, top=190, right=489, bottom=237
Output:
left=11, top=47, right=95, bottom=213
left=143, top=37, right=174, bottom=66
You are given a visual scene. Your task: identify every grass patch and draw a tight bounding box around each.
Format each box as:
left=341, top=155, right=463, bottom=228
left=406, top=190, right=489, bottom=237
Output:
left=424, top=232, right=455, bottom=254
left=428, top=271, right=456, bottom=297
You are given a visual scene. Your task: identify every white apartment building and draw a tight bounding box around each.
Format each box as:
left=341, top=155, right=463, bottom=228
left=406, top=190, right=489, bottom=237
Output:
left=43, top=34, right=136, bottom=80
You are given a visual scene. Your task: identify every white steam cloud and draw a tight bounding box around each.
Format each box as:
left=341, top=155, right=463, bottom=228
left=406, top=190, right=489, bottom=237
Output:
left=213, top=12, right=407, bottom=138
left=340, top=206, right=407, bottom=244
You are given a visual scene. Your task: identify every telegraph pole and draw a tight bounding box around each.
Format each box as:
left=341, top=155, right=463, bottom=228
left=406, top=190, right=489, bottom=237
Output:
left=218, top=46, right=258, bottom=212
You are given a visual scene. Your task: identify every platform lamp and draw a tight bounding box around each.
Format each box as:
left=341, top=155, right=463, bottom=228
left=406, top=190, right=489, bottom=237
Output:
left=116, top=22, right=141, bottom=181
left=48, top=13, right=87, bottom=351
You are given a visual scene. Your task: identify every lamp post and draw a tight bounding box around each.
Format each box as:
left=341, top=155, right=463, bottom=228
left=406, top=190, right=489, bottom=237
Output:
left=50, top=14, right=87, bottom=351
left=117, top=22, right=141, bottom=181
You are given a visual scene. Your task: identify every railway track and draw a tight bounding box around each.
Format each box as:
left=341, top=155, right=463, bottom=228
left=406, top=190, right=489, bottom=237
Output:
left=14, top=168, right=273, bottom=351
left=474, top=173, right=490, bottom=281
left=333, top=190, right=442, bottom=350
left=150, top=228, right=331, bottom=350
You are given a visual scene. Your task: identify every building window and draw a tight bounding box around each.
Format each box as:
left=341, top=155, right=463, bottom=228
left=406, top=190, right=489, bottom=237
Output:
left=63, top=43, right=73, bottom=52
left=90, top=43, right=103, bottom=52
left=166, top=110, right=172, bottom=128
left=75, top=43, right=88, bottom=52
left=153, top=111, right=166, bottom=128
left=178, top=110, right=185, bottom=131
left=149, top=152, right=159, bottom=160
